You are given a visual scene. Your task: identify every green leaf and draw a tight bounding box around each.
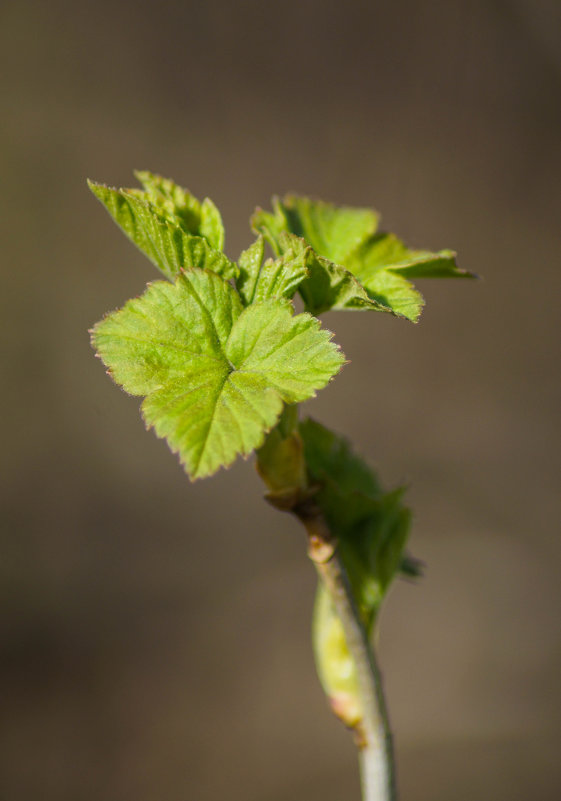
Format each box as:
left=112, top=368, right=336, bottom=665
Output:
left=133, top=171, right=226, bottom=251
left=236, top=236, right=266, bottom=304
left=92, top=270, right=344, bottom=480
left=300, top=418, right=411, bottom=611
left=300, top=417, right=381, bottom=500
left=303, top=418, right=411, bottom=727
left=88, top=176, right=236, bottom=280
left=295, top=238, right=389, bottom=316
left=342, top=233, right=470, bottom=320
left=247, top=230, right=386, bottom=316
left=389, top=249, right=464, bottom=278
left=251, top=198, right=289, bottom=257
left=357, top=269, right=424, bottom=322
left=132, top=170, right=203, bottom=232
left=253, top=195, right=378, bottom=263
left=253, top=195, right=472, bottom=321
left=253, top=202, right=384, bottom=315
left=236, top=235, right=310, bottom=306
left=199, top=197, right=226, bottom=252
left=255, top=406, right=308, bottom=497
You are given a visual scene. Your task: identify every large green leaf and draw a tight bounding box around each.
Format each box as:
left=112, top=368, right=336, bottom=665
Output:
left=253, top=195, right=473, bottom=321
left=88, top=175, right=236, bottom=280
left=92, top=270, right=344, bottom=480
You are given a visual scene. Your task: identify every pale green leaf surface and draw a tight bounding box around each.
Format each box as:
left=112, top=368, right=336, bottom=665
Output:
left=200, top=197, right=225, bottom=251
left=387, top=248, right=465, bottom=278
left=92, top=270, right=344, bottom=479
left=88, top=178, right=236, bottom=280
left=295, top=239, right=388, bottom=315
left=251, top=199, right=289, bottom=256
left=344, top=232, right=467, bottom=281
left=253, top=205, right=411, bottom=317
left=227, top=301, right=343, bottom=403
left=236, top=237, right=266, bottom=306
left=251, top=232, right=385, bottom=315
left=252, top=196, right=378, bottom=264
left=251, top=255, right=308, bottom=304
left=344, top=235, right=470, bottom=320
left=236, top=235, right=309, bottom=306
left=133, top=171, right=226, bottom=249
left=252, top=207, right=384, bottom=314
left=278, top=195, right=379, bottom=264
left=253, top=195, right=469, bottom=320
left=132, top=170, right=202, bottom=231
left=359, top=269, right=424, bottom=322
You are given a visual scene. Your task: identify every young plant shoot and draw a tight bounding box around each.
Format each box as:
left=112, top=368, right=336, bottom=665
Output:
left=90, top=172, right=472, bottom=801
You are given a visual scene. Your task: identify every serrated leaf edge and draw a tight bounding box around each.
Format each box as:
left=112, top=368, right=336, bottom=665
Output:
left=90, top=274, right=346, bottom=481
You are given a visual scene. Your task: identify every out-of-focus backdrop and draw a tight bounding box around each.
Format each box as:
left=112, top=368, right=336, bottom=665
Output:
left=2, top=1, right=560, bottom=799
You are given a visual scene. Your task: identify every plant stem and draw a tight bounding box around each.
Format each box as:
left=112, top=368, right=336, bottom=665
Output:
left=257, top=412, right=396, bottom=800
left=298, top=505, right=396, bottom=801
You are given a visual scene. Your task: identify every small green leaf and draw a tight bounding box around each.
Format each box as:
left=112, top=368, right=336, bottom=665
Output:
left=301, top=417, right=381, bottom=499
left=279, top=195, right=380, bottom=264
left=256, top=407, right=308, bottom=497
left=92, top=270, right=344, bottom=480
left=132, top=171, right=226, bottom=251
left=253, top=203, right=384, bottom=315
left=88, top=176, right=236, bottom=280
left=132, top=170, right=203, bottom=232
left=303, top=418, right=411, bottom=727
left=358, top=269, right=424, bottom=322
left=253, top=195, right=472, bottom=320
left=251, top=198, right=289, bottom=256
left=300, top=418, right=411, bottom=611
left=253, top=195, right=378, bottom=263
left=342, top=233, right=469, bottom=320
left=200, top=197, right=226, bottom=251
left=295, top=238, right=388, bottom=316
left=236, top=237, right=266, bottom=305
left=236, top=235, right=310, bottom=306
left=248, top=231, right=385, bottom=315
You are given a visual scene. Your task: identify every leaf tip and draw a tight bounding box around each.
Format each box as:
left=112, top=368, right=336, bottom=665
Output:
left=250, top=206, right=264, bottom=232
left=87, top=177, right=103, bottom=195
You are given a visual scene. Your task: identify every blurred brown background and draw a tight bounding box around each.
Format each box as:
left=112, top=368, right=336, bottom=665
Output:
left=1, top=0, right=560, bottom=799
